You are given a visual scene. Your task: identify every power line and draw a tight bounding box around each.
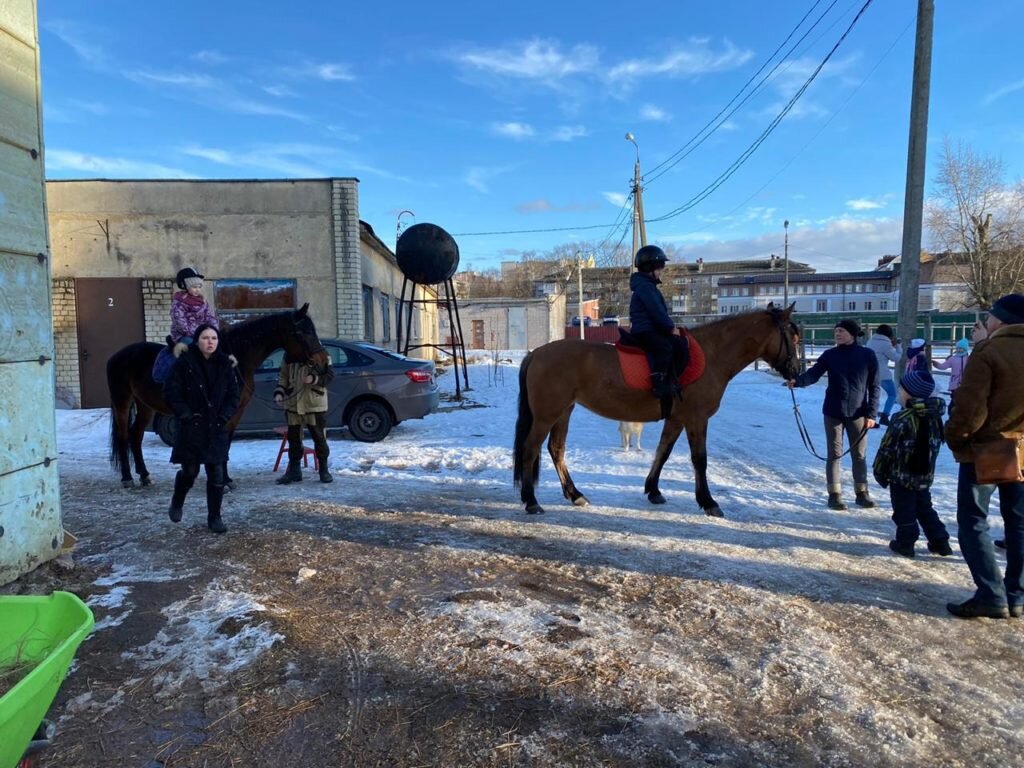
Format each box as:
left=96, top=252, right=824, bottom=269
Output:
left=647, top=0, right=875, bottom=224
left=643, top=0, right=841, bottom=187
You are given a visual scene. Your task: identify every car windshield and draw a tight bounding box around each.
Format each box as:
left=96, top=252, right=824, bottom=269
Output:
left=355, top=343, right=408, bottom=361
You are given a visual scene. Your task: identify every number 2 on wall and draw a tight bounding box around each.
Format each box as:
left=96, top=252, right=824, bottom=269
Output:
left=107, top=298, right=114, bottom=307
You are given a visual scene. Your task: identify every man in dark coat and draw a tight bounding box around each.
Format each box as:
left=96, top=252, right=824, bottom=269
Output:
left=163, top=323, right=240, bottom=533
left=787, top=318, right=879, bottom=510
left=944, top=293, right=1024, bottom=619
left=628, top=245, right=689, bottom=418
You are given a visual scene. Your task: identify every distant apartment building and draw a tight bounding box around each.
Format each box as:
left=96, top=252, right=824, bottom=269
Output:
left=717, top=269, right=898, bottom=315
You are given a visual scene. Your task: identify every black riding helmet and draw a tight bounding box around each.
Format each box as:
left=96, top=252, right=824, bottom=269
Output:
left=176, top=267, right=205, bottom=289
left=634, top=245, right=668, bottom=272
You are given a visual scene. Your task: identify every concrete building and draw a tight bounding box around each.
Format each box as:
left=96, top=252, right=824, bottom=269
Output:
left=717, top=269, right=898, bottom=315
left=0, top=0, right=64, bottom=583
left=444, top=295, right=567, bottom=351
left=45, top=179, right=439, bottom=408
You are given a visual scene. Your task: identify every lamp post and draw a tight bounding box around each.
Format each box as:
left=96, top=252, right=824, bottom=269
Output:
left=625, top=132, right=646, bottom=258
left=396, top=209, right=415, bottom=250
left=783, top=219, right=790, bottom=307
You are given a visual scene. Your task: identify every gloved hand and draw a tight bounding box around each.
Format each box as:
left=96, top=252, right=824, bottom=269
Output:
left=274, top=394, right=283, bottom=406
left=173, top=342, right=189, bottom=358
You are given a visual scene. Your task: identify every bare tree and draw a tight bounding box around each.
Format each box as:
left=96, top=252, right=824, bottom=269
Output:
left=926, top=139, right=1024, bottom=307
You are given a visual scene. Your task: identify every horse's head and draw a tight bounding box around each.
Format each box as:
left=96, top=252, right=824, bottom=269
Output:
left=763, top=302, right=801, bottom=380
left=284, top=303, right=326, bottom=363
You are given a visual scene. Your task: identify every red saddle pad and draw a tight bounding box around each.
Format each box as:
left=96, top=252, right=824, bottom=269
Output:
left=615, top=331, right=706, bottom=390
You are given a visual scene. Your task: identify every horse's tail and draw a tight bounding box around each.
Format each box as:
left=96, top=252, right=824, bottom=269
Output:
left=513, top=352, right=537, bottom=488
left=107, top=349, right=133, bottom=473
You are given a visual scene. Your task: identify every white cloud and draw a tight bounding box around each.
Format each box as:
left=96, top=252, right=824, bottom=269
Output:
left=846, top=198, right=884, bottom=211
left=182, top=143, right=413, bottom=182
left=263, top=85, right=297, bottom=98
left=464, top=165, right=513, bottom=193
left=608, top=39, right=753, bottom=84
left=455, top=39, right=599, bottom=81
left=191, top=50, right=228, bottom=65
left=492, top=122, right=535, bottom=140
left=46, top=149, right=196, bottom=179
left=45, top=20, right=108, bottom=68
left=603, top=191, right=628, bottom=206
left=719, top=120, right=738, bottom=131
left=982, top=78, right=1024, bottom=106
left=640, top=104, right=670, bottom=122
left=312, top=63, right=356, bottom=82
left=551, top=125, right=586, bottom=142
left=128, top=70, right=217, bottom=89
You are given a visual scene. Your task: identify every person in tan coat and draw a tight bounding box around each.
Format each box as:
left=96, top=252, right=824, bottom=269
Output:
left=274, top=351, right=335, bottom=484
left=944, top=293, right=1024, bottom=619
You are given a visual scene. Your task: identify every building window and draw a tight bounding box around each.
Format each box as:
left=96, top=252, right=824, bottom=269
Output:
left=864, top=301, right=873, bottom=310
left=213, top=279, right=297, bottom=327
left=380, top=293, right=391, bottom=342
left=848, top=301, right=856, bottom=311
left=816, top=300, right=827, bottom=312
left=880, top=300, right=889, bottom=310
left=362, top=285, right=374, bottom=341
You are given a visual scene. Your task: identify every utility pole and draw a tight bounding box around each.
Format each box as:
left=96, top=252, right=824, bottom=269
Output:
left=897, top=0, right=934, bottom=359
left=783, top=219, right=790, bottom=308
left=626, top=133, right=646, bottom=257
left=578, top=252, right=586, bottom=341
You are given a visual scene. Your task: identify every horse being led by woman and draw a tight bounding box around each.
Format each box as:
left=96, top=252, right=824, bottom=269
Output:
left=513, top=305, right=800, bottom=516
left=107, top=304, right=324, bottom=488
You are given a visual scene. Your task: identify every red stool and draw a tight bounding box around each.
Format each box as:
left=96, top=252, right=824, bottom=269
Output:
left=272, top=425, right=318, bottom=472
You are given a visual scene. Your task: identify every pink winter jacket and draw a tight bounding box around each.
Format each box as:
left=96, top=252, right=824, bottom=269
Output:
left=170, top=291, right=219, bottom=342
left=932, top=353, right=968, bottom=392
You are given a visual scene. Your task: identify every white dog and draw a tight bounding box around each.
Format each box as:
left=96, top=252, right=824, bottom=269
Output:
left=619, top=421, right=644, bottom=451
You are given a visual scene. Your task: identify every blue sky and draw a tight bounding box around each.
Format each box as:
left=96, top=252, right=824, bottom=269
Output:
left=39, top=1, right=1023, bottom=273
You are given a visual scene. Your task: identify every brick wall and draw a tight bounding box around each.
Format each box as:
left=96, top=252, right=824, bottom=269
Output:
left=332, top=179, right=363, bottom=339
left=143, top=279, right=174, bottom=343
left=51, top=279, right=80, bottom=407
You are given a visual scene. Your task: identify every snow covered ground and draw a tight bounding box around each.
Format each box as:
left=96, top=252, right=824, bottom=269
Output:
left=42, top=354, right=1024, bottom=766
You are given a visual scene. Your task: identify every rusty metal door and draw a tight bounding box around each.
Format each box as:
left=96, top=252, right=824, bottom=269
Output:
left=74, top=278, right=144, bottom=408
left=471, top=320, right=485, bottom=349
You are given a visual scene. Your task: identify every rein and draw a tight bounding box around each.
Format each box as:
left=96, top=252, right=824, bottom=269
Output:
left=788, top=388, right=869, bottom=462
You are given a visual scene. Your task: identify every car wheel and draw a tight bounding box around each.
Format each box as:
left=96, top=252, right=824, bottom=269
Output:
left=154, top=413, right=178, bottom=447
left=347, top=400, right=393, bottom=442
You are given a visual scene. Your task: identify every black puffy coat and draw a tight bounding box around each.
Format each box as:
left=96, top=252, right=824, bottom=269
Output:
left=163, top=345, right=240, bottom=465
left=629, top=272, right=675, bottom=335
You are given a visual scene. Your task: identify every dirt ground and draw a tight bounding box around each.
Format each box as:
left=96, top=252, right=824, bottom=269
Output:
left=7, top=425, right=1024, bottom=768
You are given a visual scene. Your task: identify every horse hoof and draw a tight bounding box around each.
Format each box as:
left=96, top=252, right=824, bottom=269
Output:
left=647, top=491, right=666, bottom=504
left=525, top=504, right=545, bottom=515
left=705, top=506, right=724, bottom=518
left=139, top=475, right=152, bottom=487
left=571, top=495, right=589, bottom=507
left=121, top=479, right=135, bottom=489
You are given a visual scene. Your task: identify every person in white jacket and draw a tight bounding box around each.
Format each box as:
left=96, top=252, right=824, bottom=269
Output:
left=866, top=324, right=902, bottom=425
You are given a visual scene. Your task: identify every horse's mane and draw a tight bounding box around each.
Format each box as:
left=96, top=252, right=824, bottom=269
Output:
left=689, top=307, right=784, bottom=333
left=223, top=310, right=299, bottom=350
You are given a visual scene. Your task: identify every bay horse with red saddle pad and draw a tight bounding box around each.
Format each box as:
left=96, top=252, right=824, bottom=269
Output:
left=513, top=305, right=800, bottom=516
left=107, top=305, right=324, bottom=488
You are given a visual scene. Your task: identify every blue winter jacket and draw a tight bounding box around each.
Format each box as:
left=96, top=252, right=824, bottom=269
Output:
left=629, top=272, right=675, bottom=334
left=794, top=343, right=880, bottom=420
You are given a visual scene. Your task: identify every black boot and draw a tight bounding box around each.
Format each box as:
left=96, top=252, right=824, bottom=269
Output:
left=318, top=459, right=333, bottom=483
left=855, top=491, right=876, bottom=508
left=651, top=373, right=674, bottom=420
left=276, top=460, right=303, bottom=485
left=827, top=492, right=847, bottom=510
left=206, top=483, right=227, bottom=534
left=168, top=470, right=192, bottom=523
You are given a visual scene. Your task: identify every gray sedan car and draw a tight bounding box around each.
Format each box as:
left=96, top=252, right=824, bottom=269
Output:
left=153, top=339, right=439, bottom=445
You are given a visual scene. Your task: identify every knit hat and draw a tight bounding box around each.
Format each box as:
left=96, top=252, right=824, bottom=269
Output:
left=834, top=319, right=863, bottom=338
left=900, top=370, right=934, bottom=399
left=874, top=324, right=894, bottom=339
left=990, top=293, right=1024, bottom=325
left=907, top=338, right=926, bottom=357
left=955, top=337, right=970, bottom=353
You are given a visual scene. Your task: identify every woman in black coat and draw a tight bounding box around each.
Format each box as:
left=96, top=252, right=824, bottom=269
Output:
left=162, top=323, right=240, bottom=533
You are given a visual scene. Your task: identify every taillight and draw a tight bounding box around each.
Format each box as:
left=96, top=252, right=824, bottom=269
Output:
left=405, top=369, right=432, bottom=384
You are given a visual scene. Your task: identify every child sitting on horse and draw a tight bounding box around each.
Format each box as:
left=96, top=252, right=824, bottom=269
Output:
left=153, top=267, right=221, bottom=382
left=628, top=244, right=689, bottom=418
left=872, top=369, right=952, bottom=559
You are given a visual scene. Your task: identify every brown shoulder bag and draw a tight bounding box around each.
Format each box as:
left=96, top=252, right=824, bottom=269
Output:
left=973, top=437, right=1024, bottom=484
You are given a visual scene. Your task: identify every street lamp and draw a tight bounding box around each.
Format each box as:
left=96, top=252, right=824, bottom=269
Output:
left=783, top=219, right=790, bottom=308
left=396, top=209, right=415, bottom=250
left=625, top=132, right=646, bottom=257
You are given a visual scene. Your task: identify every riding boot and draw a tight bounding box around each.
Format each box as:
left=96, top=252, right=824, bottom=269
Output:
left=206, top=483, right=227, bottom=534
left=651, top=373, right=674, bottom=420
left=276, top=460, right=303, bottom=485
left=318, top=459, right=333, bottom=483
left=168, top=470, right=192, bottom=523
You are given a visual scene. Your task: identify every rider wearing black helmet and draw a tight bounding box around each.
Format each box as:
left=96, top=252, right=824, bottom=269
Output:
left=628, top=245, right=689, bottom=417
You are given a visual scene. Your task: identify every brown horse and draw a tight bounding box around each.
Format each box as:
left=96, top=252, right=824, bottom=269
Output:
left=107, top=304, right=323, bottom=488
left=513, top=306, right=800, bottom=516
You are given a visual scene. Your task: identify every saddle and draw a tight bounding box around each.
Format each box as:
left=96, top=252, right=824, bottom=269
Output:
left=615, top=329, right=705, bottom=391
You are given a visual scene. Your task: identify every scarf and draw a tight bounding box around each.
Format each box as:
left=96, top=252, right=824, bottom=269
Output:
left=175, top=290, right=207, bottom=308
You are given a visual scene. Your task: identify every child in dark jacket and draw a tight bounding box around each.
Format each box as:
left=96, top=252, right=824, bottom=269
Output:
left=872, top=370, right=952, bottom=558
